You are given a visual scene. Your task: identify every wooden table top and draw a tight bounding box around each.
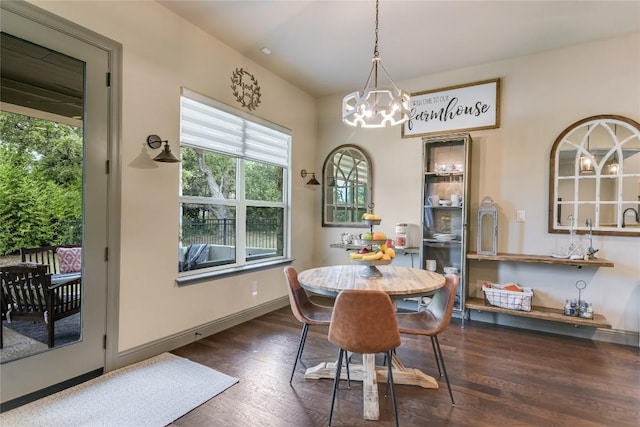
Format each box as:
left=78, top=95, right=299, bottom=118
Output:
left=298, top=265, right=445, bottom=297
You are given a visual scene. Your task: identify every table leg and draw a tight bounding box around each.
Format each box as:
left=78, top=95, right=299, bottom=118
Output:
left=362, top=353, right=379, bottom=420
left=382, top=353, right=439, bottom=388
left=305, top=352, right=439, bottom=421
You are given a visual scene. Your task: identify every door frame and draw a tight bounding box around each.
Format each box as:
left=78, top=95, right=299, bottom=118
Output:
left=0, top=0, right=122, bottom=397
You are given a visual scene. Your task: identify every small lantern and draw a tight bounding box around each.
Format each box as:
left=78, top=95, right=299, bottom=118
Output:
left=477, top=196, right=498, bottom=255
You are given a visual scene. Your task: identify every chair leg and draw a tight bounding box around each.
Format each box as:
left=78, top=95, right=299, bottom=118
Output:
left=47, top=318, right=55, bottom=348
left=345, top=352, right=351, bottom=389
left=430, top=336, right=442, bottom=377
left=329, top=349, right=344, bottom=427
left=433, top=335, right=455, bottom=405
left=290, top=323, right=309, bottom=384
left=386, top=350, right=399, bottom=427
left=382, top=348, right=397, bottom=367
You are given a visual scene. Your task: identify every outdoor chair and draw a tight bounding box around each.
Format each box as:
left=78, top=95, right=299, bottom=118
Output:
left=328, top=289, right=401, bottom=427
left=0, top=263, right=81, bottom=348
left=21, top=245, right=81, bottom=275
left=283, top=266, right=333, bottom=383
left=395, top=273, right=459, bottom=405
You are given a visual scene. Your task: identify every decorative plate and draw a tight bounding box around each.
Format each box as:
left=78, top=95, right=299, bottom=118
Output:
left=434, top=233, right=456, bottom=241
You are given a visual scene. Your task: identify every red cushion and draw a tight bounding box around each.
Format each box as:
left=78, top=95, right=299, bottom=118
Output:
left=57, top=247, right=82, bottom=273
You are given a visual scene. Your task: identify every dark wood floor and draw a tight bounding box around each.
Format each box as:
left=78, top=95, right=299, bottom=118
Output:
left=170, top=305, right=639, bottom=427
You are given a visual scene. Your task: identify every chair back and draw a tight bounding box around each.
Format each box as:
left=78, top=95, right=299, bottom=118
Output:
left=1, top=264, right=52, bottom=313
left=20, top=245, right=80, bottom=275
left=328, top=289, right=401, bottom=354
left=424, top=273, right=459, bottom=334
left=284, top=266, right=313, bottom=324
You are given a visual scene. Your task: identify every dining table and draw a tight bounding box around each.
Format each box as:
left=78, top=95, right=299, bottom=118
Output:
left=297, top=264, right=445, bottom=421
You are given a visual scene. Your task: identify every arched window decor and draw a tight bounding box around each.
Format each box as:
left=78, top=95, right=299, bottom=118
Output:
left=322, top=145, right=373, bottom=227
left=549, top=115, right=640, bottom=236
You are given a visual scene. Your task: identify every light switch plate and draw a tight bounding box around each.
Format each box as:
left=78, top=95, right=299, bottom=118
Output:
left=517, top=210, right=526, bottom=222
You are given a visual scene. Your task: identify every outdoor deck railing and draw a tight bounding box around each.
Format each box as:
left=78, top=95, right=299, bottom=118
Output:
left=181, top=218, right=280, bottom=249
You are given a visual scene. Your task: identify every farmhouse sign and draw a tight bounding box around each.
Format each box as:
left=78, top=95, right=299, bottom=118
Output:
left=401, top=78, right=500, bottom=138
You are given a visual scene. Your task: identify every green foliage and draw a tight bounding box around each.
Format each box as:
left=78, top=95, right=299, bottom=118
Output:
left=0, top=111, right=82, bottom=254
left=245, top=161, right=283, bottom=202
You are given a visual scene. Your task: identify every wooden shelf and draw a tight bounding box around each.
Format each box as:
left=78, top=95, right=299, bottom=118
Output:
left=466, top=252, right=614, bottom=268
left=465, top=297, right=612, bottom=329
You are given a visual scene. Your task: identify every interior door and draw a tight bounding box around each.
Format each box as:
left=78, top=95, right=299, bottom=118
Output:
left=0, top=6, right=109, bottom=403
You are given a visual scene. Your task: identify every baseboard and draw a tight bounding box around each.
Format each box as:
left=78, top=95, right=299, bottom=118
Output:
left=462, top=310, right=639, bottom=347
left=112, top=296, right=290, bottom=370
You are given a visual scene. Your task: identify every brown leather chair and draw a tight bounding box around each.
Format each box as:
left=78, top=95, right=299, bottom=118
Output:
left=283, top=266, right=333, bottom=383
left=396, top=273, right=459, bottom=405
left=328, top=289, right=401, bottom=427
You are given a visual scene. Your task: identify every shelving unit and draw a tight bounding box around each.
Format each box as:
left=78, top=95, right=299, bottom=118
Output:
left=466, top=251, right=614, bottom=327
left=421, top=133, right=471, bottom=312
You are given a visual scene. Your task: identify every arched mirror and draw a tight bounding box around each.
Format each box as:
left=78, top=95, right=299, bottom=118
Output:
left=549, top=115, right=640, bottom=236
left=322, top=145, right=372, bottom=227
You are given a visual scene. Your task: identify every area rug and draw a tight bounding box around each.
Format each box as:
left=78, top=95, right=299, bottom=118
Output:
left=0, top=352, right=239, bottom=427
left=1, top=326, right=48, bottom=363
left=3, top=313, right=80, bottom=346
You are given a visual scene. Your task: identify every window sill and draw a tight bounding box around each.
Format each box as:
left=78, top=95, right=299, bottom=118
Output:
left=175, top=258, right=294, bottom=287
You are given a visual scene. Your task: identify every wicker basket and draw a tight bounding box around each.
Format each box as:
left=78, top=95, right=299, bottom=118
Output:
left=481, top=282, right=533, bottom=312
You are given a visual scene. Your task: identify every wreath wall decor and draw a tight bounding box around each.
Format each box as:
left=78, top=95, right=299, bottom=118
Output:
left=230, top=67, right=262, bottom=111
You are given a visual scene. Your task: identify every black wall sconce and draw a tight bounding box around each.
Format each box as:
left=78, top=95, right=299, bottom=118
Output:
left=300, top=169, right=320, bottom=185
left=147, top=134, right=180, bottom=163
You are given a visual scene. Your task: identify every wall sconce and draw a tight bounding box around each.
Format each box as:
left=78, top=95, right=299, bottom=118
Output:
left=147, top=134, right=180, bottom=163
left=477, top=196, right=498, bottom=255
left=300, top=169, right=320, bottom=185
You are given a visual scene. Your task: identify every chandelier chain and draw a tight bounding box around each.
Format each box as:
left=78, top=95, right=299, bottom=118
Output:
left=373, top=0, right=379, bottom=58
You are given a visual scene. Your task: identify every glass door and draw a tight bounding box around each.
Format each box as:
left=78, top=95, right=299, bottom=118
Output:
left=1, top=5, right=109, bottom=404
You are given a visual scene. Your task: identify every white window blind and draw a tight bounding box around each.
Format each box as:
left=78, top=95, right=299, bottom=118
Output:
left=180, top=90, right=290, bottom=167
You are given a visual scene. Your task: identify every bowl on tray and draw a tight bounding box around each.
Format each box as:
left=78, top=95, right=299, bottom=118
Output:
left=351, top=258, right=392, bottom=278
left=353, top=239, right=387, bottom=246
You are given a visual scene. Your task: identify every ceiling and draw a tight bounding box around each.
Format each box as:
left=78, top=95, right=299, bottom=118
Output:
left=1, top=1, right=638, bottom=120
left=0, top=32, right=84, bottom=119
left=158, top=0, right=640, bottom=97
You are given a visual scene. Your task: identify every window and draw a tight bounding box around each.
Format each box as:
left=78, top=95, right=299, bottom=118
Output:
left=179, top=88, right=290, bottom=274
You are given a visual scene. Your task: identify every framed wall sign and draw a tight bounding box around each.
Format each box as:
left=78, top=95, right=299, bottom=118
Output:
left=401, top=78, right=500, bottom=138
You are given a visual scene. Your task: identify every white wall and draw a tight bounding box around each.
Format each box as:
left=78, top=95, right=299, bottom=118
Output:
left=31, top=1, right=318, bottom=351
left=317, top=33, right=640, bottom=335
left=28, top=1, right=640, bottom=347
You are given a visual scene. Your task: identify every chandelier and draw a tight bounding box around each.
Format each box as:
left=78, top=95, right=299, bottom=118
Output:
left=342, top=0, right=411, bottom=128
